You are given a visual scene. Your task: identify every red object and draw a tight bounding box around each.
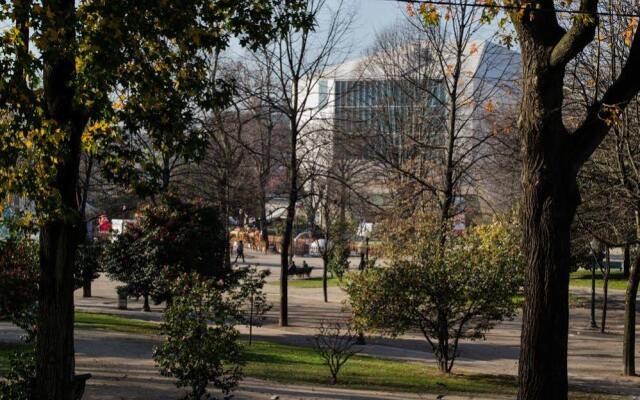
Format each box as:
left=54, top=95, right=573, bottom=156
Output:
left=98, top=214, right=112, bottom=233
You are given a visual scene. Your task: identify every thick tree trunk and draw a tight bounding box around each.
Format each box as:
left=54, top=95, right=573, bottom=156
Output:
left=37, top=222, right=80, bottom=400
left=519, top=171, right=576, bottom=400
left=517, top=45, right=576, bottom=400
left=623, top=250, right=640, bottom=376
left=36, top=1, right=85, bottom=399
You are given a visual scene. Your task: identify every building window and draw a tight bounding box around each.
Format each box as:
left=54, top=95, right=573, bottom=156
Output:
left=318, top=80, right=328, bottom=109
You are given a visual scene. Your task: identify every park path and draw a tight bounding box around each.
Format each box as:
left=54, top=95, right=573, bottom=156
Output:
left=73, top=328, right=507, bottom=400
left=72, top=249, right=640, bottom=396
left=2, top=249, right=639, bottom=398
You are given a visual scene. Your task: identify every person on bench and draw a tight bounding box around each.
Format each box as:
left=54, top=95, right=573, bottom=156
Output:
left=288, top=260, right=297, bottom=275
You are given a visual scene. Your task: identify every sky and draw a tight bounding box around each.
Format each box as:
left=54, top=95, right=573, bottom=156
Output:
left=227, top=0, right=407, bottom=60
left=332, top=0, right=407, bottom=58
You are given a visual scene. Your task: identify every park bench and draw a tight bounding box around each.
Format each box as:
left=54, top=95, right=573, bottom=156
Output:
left=288, top=265, right=313, bottom=279
left=73, top=373, right=92, bottom=400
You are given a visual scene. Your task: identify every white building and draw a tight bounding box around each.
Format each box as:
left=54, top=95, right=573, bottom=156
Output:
left=299, top=40, right=522, bottom=223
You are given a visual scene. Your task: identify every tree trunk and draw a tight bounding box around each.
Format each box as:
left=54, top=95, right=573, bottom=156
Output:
left=249, top=295, right=254, bottom=345
left=82, top=277, right=92, bottom=298
left=590, top=258, right=597, bottom=328
left=322, top=254, right=328, bottom=303
left=36, top=1, right=85, bottom=399
left=601, top=247, right=611, bottom=333
left=623, top=250, right=640, bottom=376
left=517, top=46, right=576, bottom=400
left=280, top=202, right=294, bottom=326
left=624, top=244, right=631, bottom=279
left=143, top=294, right=151, bottom=312
left=280, top=116, right=299, bottom=327
left=259, top=190, right=269, bottom=253
left=37, top=222, right=80, bottom=400
left=280, top=175, right=297, bottom=326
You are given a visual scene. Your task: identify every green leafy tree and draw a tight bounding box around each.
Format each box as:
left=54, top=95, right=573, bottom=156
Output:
left=73, top=239, right=104, bottom=298
left=345, top=216, right=523, bottom=373
left=142, top=196, right=228, bottom=280
left=0, top=2, right=312, bottom=397
left=103, top=195, right=230, bottom=310
left=102, top=223, right=157, bottom=311
left=153, top=273, right=245, bottom=400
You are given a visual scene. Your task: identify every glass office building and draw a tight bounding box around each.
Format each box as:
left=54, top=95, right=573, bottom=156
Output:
left=330, top=78, right=446, bottom=160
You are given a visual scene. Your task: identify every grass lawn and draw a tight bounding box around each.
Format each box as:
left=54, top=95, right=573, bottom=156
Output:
left=570, top=270, right=628, bottom=291
left=75, top=311, right=159, bottom=334
left=0, top=313, right=625, bottom=398
left=244, top=340, right=517, bottom=396
left=270, top=276, right=342, bottom=289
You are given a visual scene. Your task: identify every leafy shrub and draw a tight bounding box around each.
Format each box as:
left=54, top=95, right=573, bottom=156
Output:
left=0, top=350, right=35, bottom=400
left=345, top=216, right=523, bottom=373
left=0, top=238, right=38, bottom=337
left=153, top=273, right=244, bottom=400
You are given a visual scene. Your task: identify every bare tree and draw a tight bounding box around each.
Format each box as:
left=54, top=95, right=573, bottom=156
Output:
left=312, top=320, right=361, bottom=384
left=237, top=60, right=290, bottom=252
left=250, top=0, right=353, bottom=326
left=565, top=0, right=640, bottom=375
left=348, top=12, right=520, bottom=242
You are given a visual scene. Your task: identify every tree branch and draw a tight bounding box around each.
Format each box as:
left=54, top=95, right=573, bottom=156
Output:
left=550, top=0, right=599, bottom=68
left=572, top=25, right=640, bottom=170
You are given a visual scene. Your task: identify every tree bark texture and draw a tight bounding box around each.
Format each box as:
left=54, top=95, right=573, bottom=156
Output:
left=36, top=1, right=86, bottom=399
left=516, top=34, right=577, bottom=400
left=513, top=3, right=640, bottom=397
left=623, top=250, right=640, bottom=375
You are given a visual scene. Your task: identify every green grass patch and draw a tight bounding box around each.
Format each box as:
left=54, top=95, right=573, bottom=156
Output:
left=243, top=340, right=516, bottom=396
left=270, top=277, right=342, bottom=289
left=0, top=331, right=624, bottom=398
left=74, top=312, right=159, bottom=335
left=243, top=341, right=622, bottom=398
left=570, top=270, right=628, bottom=291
